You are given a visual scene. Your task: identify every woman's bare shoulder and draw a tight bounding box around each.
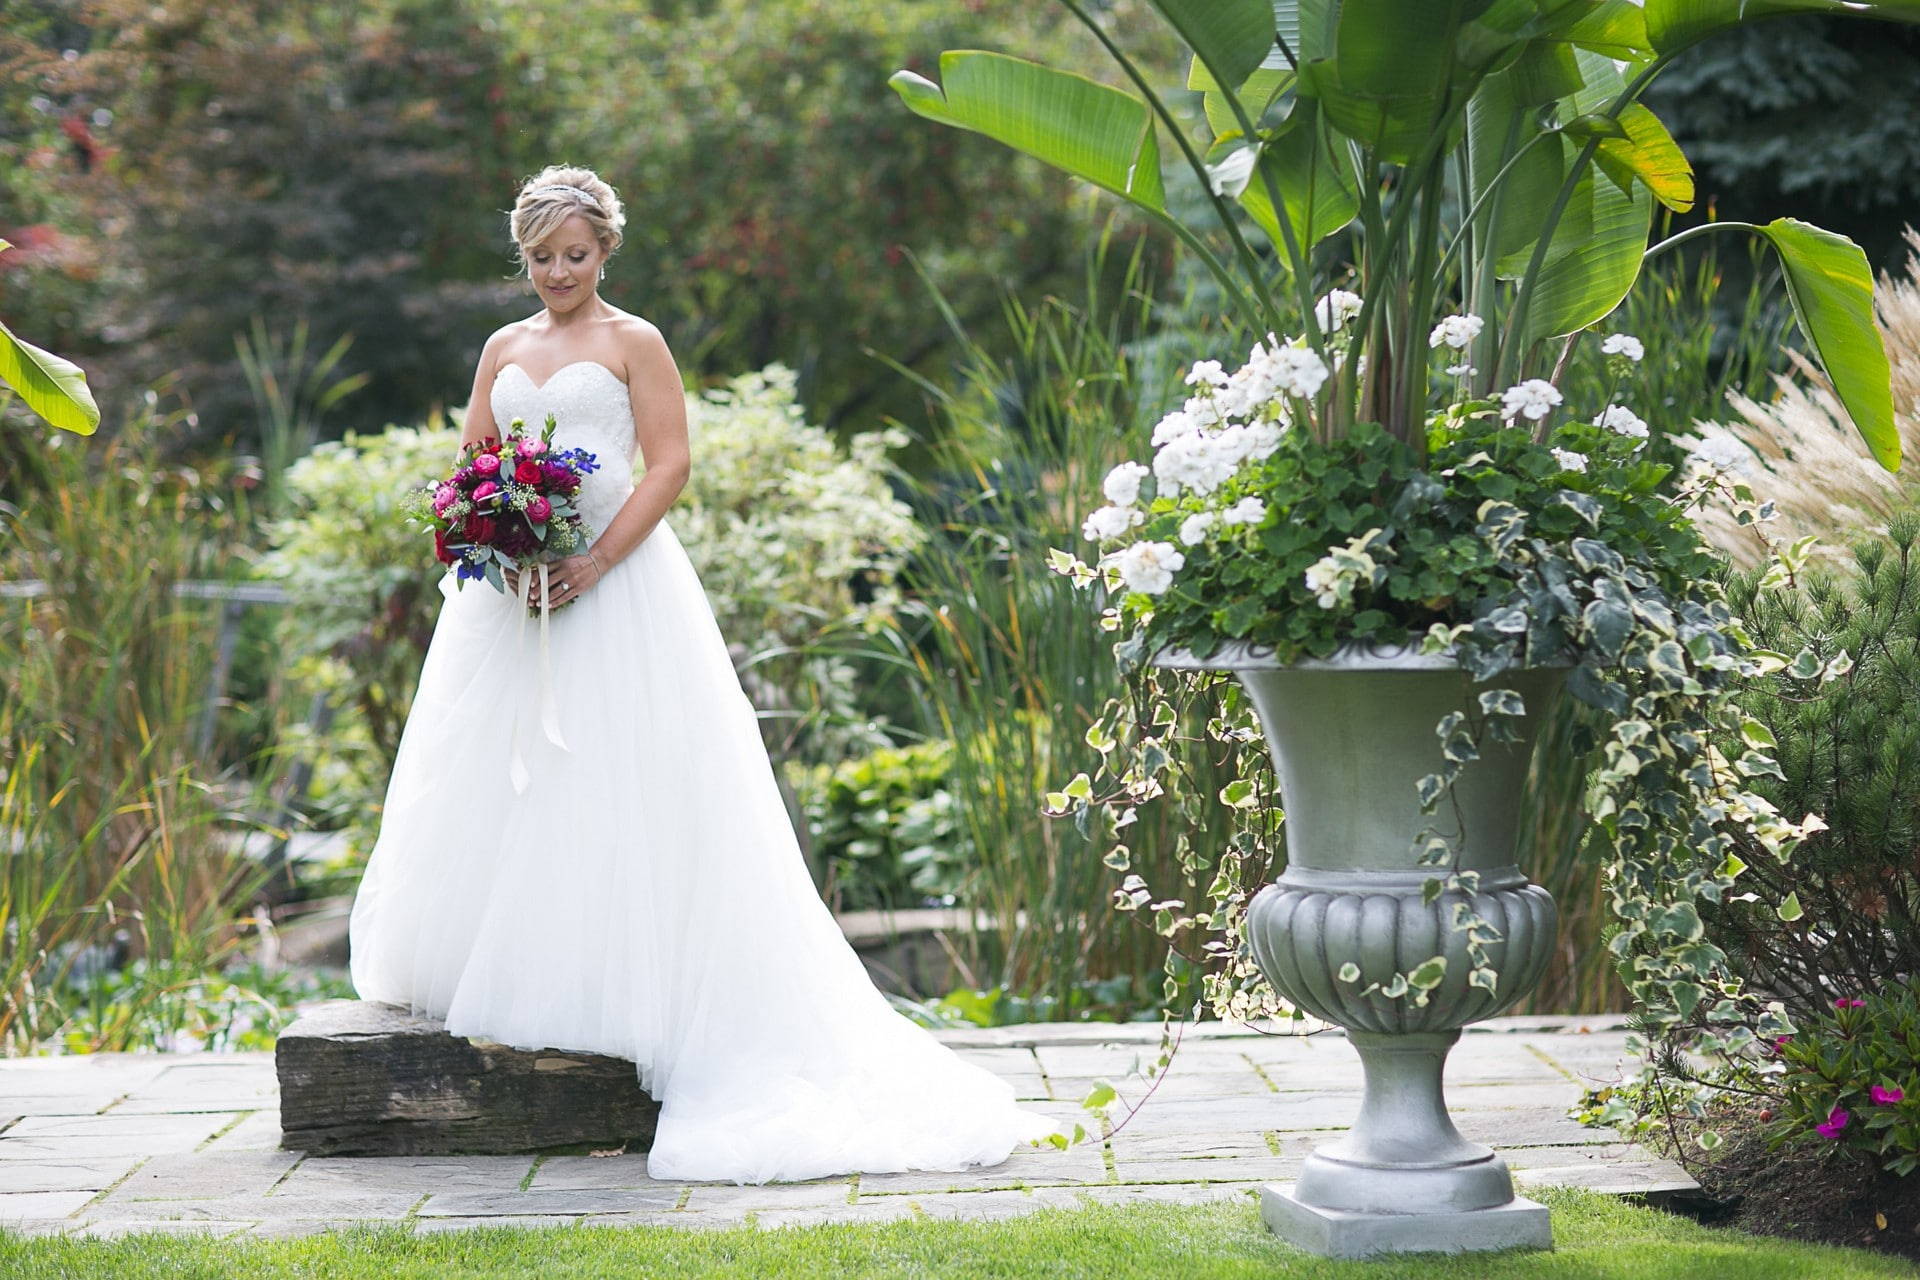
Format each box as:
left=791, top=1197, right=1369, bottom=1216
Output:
left=485, top=317, right=538, bottom=356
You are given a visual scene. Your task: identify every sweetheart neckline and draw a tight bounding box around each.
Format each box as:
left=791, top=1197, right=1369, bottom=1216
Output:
left=497, top=360, right=629, bottom=394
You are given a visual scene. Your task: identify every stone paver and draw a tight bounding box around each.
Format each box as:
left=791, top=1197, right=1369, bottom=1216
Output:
left=0, top=1015, right=1688, bottom=1238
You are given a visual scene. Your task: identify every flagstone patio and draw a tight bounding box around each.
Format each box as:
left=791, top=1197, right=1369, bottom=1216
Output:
left=0, top=1014, right=1691, bottom=1240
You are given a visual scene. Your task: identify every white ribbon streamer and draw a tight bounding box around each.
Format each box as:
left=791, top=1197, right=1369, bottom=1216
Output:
left=508, top=560, right=572, bottom=794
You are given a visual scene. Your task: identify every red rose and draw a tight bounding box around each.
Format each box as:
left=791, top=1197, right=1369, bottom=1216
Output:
left=514, top=458, right=543, bottom=484
left=463, top=513, right=497, bottom=544
left=433, top=527, right=456, bottom=564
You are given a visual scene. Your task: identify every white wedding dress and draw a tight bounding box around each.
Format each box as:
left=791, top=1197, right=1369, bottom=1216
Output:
left=347, top=359, right=1062, bottom=1183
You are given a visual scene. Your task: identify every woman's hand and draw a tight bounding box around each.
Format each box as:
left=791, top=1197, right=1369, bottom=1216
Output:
left=504, top=550, right=604, bottom=608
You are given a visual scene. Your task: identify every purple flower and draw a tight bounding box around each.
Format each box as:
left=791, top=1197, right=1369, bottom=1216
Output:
left=1872, top=1086, right=1904, bottom=1106
left=1815, top=1108, right=1851, bottom=1140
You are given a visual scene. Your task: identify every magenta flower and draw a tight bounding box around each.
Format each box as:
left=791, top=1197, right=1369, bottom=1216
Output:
left=473, top=452, right=501, bottom=476
left=1872, top=1086, right=1904, bottom=1106
left=1771, top=1035, right=1793, bottom=1053
left=472, top=480, right=499, bottom=502
left=1815, top=1108, right=1851, bottom=1140
left=1833, top=997, right=1867, bottom=1009
left=516, top=437, right=547, bottom=458
left=526, top=495, right=552, bottom=523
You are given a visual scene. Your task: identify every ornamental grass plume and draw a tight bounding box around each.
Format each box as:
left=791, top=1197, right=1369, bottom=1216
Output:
left=1690, top=227, right=1920, bottom=568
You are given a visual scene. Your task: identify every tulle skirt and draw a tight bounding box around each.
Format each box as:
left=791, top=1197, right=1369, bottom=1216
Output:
left=347, top=517, right=1062, bottom=1182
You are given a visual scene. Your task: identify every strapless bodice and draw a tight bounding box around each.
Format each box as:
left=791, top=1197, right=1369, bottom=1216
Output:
left=490, top=361, right=637, bottom=539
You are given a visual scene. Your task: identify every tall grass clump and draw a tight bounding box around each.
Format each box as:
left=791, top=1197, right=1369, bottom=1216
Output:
left=863, top=225, right=1255, bottom=1015
left=0, top=406, right=285, bottom=1053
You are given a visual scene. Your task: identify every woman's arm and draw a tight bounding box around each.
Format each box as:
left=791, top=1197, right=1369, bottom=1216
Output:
left=588, top=324, right=692, bottom=570
left=458, top=329, right=510, bottom=452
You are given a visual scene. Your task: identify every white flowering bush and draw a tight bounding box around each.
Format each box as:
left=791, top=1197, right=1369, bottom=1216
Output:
left=673, top=363, right=924, bottom=756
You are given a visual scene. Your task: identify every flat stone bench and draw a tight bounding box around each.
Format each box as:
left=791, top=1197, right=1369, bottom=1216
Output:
left=274, top=999, right=658, bottom=1157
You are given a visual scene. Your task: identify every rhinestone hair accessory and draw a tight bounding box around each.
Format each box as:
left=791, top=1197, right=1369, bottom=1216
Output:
left=532, top=183, right=601, bottom=205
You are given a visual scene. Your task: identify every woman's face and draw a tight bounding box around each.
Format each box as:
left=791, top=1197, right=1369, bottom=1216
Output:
left=525, top=211, right=607, bottom=313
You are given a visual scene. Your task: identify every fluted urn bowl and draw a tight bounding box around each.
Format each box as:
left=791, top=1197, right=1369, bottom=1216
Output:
left=1153, top=638, right=1567, bottom=1255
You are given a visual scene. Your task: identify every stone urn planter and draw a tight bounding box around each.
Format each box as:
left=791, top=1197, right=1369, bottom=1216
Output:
left=1155, top=638, right=1567, bottom=1259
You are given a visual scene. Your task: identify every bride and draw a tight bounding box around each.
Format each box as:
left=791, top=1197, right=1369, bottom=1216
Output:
left=347, top=164, right=1063, bottom=1184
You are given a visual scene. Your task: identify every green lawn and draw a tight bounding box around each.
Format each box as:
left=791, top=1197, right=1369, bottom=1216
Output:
left=0, top=1188, right=1906, bottom=1279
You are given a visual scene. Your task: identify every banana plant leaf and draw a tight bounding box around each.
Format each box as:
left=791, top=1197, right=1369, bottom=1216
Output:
left=1145, top=0, right=1273, bottom=101
left=1495, top=50, right=1654, bottom=341
left=1645, top=0, right=1920, bottom=53
left=1234, top=100, right=1361, bottom=255
left=0, top=245, right=100, bottom=436
left=1758, top=217, right=1901, bottom=469
left=888, top=52, right=1165, bottom=211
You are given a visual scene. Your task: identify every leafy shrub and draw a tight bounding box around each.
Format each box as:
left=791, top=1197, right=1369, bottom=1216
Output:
left=1769, top=984, right=1920, bottom=1176
left=785, top=738, right=970, bottom=912
left=258, top=418, right=461, bottom=846
left=676, top=363, right=924, bottom=761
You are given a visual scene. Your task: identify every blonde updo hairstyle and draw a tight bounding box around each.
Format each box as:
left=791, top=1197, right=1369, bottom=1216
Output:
left=508, top=165, right=626, bottom=278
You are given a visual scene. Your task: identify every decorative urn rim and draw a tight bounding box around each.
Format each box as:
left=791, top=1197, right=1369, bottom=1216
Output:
left=1150, top=638, right=1574, bottom=673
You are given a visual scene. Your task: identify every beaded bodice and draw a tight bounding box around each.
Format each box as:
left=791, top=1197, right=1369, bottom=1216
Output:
left=490, top=361, right=638, bottom=538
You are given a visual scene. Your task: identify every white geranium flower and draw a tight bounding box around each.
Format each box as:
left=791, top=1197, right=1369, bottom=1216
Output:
left=1153, top=431, right=1237, bottom=498
left=1184, top=393, right=1226, bottom=428
left=1178, top=511, right=1217, bottom=546
left=1445, top=362, right=1476, bottom=378
left=1428, top=314, right=1485, bottom=351
left=1601, top=332, right=1645, bottom=362
left=1184, top=359, right=1229, bottom=389
left=1314, top=288, right=1364, bottom=333
left=1550, top=448, right=1589, bottom=473
left=1687, top=434, right=1751, bottom=475
left=1242, top=421, right=1285, bottom=460
left=1081, top=504, right=1143, bottom=543
left=1272, top=344, right=1331, bottom=398
left=1594, top=404, right=1649, bottom=440
left=1108, top=541, right=1185, bottom=595
left=1102, top=460, right=1150, bottom=507
left=1151, top=409, right=1203, bottom=447
left=1500, top=378, right=1563, bottom=422
left=1221, top=496, right=1267, bottom=525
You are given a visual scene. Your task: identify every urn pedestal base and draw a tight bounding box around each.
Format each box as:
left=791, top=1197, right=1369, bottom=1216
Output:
left=1260, top=1184, right=1554, bottom=1260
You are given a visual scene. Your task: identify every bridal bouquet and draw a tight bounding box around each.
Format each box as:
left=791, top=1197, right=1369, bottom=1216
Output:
left=406, top=412, right=600, bottom=611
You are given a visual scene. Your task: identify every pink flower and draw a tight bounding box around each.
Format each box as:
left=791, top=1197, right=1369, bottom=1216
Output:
left=516, top=437, right=547, bottom=458
left=431, top=483, right=457, bottom=515
left=472, top=480, right=499, bottom=502
left=526, top=495, right=552, bottom=523
left=1771, top=1035, right=1793, bottom=1054
left=1872, top=1086, right=1904, bottom=1106
left=473, top=453, right=501, bottom=476
left=1834, top=997, right=1866, bottom=1009
left=1815, top=1108, right=1851, bottom=1140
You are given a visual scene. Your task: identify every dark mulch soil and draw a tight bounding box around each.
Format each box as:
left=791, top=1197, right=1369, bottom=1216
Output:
left=1662, top=1120, right=1920, bottom=1264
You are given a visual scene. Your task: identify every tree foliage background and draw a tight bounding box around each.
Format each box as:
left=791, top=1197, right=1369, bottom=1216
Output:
left=0, top=0, right=1177, bottom=454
